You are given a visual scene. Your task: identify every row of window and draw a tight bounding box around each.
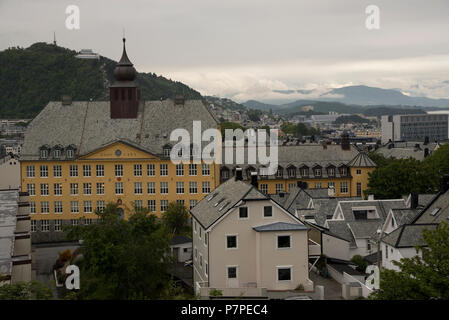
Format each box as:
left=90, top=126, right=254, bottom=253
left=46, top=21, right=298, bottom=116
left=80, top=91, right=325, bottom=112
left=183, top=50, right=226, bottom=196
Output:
left=26, top=163, right=211, bottom=178
left=31, top=218, right=93, bottom=232
left=30, top=199, right=199, bottom=215
left=27, top=181, right=211, bottom=196
left=261, top=181, right=349, bottom=194
left=221, top=165, right=349, bottom=179
left=30, top=200, right=105, bottom=214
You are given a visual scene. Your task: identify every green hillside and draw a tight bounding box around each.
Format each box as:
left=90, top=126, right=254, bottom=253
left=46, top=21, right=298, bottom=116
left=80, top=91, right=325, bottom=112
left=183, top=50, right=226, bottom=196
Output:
left=0, top=42, right=201, bottom=118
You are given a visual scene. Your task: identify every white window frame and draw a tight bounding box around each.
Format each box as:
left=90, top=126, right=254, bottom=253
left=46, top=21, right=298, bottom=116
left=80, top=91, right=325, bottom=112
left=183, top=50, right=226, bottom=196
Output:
left=276, top=265, right=293, bottom=282
left=226, top=234, right=238, bottom=250
left=276, top=234, right=292, bottom=250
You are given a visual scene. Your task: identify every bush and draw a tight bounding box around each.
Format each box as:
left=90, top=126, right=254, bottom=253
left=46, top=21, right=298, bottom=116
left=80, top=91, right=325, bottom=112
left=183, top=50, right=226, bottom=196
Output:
left=351, top=255, right=368, bottom=273
left=59, top=249, right=71, bottom=262
left=209, top=289, right=223, bottom=297
left=295, top=284, right=304, bottom=291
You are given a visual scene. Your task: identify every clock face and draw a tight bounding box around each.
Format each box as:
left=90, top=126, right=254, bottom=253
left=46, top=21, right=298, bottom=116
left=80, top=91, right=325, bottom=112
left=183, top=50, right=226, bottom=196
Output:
left=115, top=149, right=122, bottom=156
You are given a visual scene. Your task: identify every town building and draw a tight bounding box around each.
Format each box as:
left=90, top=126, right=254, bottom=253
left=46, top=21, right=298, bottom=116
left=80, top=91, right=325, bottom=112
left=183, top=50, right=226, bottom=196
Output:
left=375, top=140, right=442, bottom=161
left=191, top=169, right=313, bottom=298
left=0, top=190, right=33, bottom=285
left=220, top=137, right=376, bottom=198
left=381, top=176, right=449, bottom=270
left=325, top=197, right=408, bottom=258
left=381, top=114, right=449, bottom=143
left=20, top=38, right=219, bottom=243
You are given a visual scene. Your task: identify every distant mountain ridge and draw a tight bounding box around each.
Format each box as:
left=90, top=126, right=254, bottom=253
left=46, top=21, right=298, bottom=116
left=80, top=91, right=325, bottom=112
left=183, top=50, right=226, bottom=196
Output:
left=0, top=42, right=201, bottom=118
left=323, top=85, right=449, bottom=107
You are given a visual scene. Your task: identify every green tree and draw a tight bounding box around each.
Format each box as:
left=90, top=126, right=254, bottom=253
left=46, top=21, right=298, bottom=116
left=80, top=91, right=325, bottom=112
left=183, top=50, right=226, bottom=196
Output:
left=371, top=222, right=449, bottom=300
left=65, top=203, right=172, bottom=299
left=0, top=281, right=53, bottom=300
left=161, top=201, right=191, bottom=236
left=424, top=144, right=449, bottom=181
left=365, top=158, right=436, bottom=199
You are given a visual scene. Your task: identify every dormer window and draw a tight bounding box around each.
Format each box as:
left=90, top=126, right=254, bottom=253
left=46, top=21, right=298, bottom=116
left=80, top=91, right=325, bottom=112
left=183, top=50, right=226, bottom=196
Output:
left=339, top=166, right=347, bottom=176
left=66, top=146, right=76, bottom=159
left=287, top=166, right=296, bottom=178
left=276, top=167, right=283, bottom=178
left=54, top=149, right=61, bottom=159
left=314, top=167, right=322, bottom=177
left=300, top=166, right=309, bottom=177
left=327, top=166, right=335, bottom=177
left=163, top=145, right=171, bottom=158
left=40, top=149, right=48, bottom=159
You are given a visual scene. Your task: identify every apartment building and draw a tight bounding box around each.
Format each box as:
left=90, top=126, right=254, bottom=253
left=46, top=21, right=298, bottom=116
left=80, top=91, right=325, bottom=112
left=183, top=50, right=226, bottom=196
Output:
left=381, top=114, right=449, bottom=143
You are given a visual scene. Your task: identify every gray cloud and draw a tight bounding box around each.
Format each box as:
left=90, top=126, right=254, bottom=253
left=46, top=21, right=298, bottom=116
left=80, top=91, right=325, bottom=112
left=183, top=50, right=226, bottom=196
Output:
left=1, top=0, right=449, bottom=102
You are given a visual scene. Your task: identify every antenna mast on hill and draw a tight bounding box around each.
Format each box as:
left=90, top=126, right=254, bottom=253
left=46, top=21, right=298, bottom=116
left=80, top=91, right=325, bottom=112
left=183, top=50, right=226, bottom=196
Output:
left=53, top=32, right=57, bottom=46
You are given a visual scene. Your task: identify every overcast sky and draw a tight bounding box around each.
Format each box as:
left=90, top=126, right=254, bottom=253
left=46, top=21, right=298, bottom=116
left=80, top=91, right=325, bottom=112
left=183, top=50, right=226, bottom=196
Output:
left=1, top=0, right=449, bottom=103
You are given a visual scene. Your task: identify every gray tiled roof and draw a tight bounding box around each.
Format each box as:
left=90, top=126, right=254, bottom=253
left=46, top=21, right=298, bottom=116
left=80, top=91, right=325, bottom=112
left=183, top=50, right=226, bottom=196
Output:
left=391, top=208, right=420, bottom=226
left=21, top=99, right=218, bottom=160
left=382, top=224, right=438, bottom=248
left=326, top=220, right=356, bottom=246
left=327, top=199, right=406, bottom=244
left=190, top=178, right=269, bottom=229
left=253, top=221, right=308, bottom=232
left=414, top=189, right=449, bottom=224
left=221, top=144, right=373, bottom=180
left=346, top=152, right=377, bottom=167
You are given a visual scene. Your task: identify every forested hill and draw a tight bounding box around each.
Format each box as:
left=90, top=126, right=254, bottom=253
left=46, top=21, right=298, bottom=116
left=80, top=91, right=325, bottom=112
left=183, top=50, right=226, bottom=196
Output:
left=0, top=42, right=201, bottom=118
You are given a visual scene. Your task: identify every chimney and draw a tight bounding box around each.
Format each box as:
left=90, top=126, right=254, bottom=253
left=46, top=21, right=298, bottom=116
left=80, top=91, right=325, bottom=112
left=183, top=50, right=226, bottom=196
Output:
left=297, top=181, right=302, bottom=188
left=441, top=174, right=449, bottom=193
left=279, top=192, right=285, bottom=198
left=174, top=95, right=185, bottom=105
left=424, top=148, right=429, bottom=158
left=235, top=167, right=243, bottom=181
left=250, top=171, right=258, bottom=188
left=341, top=131, right=350, bottom=150
left=410, top=192, right=419, bottom=209
left=62, top=95, right=72, bottom=105
left=328, top=186, right=335, bottom=198
left=368, top=194, right=374, bottom=201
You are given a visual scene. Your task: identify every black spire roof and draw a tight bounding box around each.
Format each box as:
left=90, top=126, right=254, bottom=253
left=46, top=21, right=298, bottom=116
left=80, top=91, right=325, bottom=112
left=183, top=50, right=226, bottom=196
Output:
left=113, top=38, right=136, bottom=82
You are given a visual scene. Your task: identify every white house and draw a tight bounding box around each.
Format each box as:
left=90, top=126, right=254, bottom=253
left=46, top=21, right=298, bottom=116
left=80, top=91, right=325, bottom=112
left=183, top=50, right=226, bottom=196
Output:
left=190, top=169, right=313, bottom=298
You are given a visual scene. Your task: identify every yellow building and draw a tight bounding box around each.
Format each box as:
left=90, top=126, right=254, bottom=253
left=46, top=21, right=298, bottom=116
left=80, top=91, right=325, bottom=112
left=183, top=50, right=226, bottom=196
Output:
left=20, top=39, right=219, bottom=242
left=219, top=142, right=376, bottom=198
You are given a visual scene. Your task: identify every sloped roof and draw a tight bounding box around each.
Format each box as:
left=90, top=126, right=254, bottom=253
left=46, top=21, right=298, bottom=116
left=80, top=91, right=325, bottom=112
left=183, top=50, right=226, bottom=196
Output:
left=413, top=189, right=449, bottom=224
left=253, top=222, right=308, bottom=232
left=190, top=178, right=270, bottom=229
left=382, top=224, right=438, bottom=248
left=21, top=99, right=218, bottom=160
left=346, top=152, right=377, bottom=167
left=391, top=208, right=420, bottom=226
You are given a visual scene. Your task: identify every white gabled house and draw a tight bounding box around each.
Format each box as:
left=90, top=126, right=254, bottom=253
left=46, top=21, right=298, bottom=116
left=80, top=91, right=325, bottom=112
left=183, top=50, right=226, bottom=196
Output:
left=190, top=169, right=313, bottom=298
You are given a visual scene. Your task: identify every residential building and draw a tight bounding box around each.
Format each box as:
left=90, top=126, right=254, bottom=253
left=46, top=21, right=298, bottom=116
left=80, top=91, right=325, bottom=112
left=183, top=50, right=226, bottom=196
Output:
left=0, top=190, right=33, bottom=285
left=191, top=169, right=313, bottom=298
left=170, top=235, right=192, bottom=263
left=19, top=38, right=219, bottom=243
left=325, top=197, right=407, bottom=258
left=381, top=176, right=449, bottom=270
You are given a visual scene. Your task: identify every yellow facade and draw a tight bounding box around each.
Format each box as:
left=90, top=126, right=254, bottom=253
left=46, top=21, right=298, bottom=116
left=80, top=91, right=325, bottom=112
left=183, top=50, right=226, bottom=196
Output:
left=244, top=167, right=373, bottom=198
left=21, top=142, right=221, bottom=222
